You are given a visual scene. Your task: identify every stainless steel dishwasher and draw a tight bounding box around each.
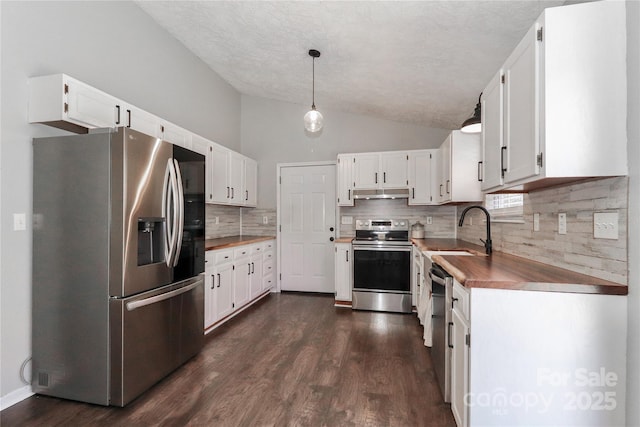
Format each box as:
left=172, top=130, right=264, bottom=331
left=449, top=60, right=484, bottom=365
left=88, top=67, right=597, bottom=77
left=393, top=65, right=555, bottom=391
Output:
left=430, top=263, right=453, bottom=402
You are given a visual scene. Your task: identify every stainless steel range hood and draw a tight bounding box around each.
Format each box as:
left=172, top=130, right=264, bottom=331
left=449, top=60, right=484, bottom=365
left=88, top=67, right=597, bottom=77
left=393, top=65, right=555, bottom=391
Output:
left=352, top=188, right=410, bottom=200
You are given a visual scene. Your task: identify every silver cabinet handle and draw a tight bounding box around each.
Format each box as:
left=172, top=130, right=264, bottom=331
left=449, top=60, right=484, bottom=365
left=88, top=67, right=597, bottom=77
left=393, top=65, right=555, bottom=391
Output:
left=127, top=279, right=202, bottom=311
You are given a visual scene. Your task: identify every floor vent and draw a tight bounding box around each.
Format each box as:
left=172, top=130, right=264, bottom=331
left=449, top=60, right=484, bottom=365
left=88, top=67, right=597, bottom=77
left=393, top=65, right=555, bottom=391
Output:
left=38, top=371, right=49, bottom=388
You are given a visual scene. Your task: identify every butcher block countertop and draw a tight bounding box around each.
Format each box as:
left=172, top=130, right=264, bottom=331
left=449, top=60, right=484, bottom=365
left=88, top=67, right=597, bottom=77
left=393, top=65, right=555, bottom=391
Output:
left=205, top=235, right=275, bottom=251
left=335, top=237, right=354, bottom=244
left=412, top=238, right=627, bottom=296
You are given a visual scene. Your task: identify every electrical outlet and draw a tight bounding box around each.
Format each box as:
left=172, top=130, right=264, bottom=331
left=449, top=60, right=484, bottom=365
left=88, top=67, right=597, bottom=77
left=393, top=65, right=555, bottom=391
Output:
left=594, top=212, right=618, bottom=239
left=341, top=216, right=353, bottom=225
left=263, top=216, right=269, bottom=225
left=533, top=213, right=540, bottom=232
left=13, top=213, right=26, bottom=231
left=558, top=213, right=567, bottom=235
left=426, top=216, right=433, bottom=225
left=215, top=216, right=219, bottom=225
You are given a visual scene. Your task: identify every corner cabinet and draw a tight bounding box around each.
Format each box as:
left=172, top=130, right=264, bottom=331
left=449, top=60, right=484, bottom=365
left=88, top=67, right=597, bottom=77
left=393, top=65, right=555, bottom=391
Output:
left=481, top=1, right=627, bottom=192
left=334, top=243, right=352, bottom=303
left=435, top=131, right=482, bottom=204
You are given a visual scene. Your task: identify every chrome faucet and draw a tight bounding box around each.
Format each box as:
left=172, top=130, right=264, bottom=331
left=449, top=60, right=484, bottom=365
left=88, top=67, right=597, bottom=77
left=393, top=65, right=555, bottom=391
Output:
left=458, top=205, right=492, bottom=255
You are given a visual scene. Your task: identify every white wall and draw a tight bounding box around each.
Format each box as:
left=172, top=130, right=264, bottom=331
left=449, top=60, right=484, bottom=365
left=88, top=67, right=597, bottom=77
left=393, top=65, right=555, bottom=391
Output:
left=0, top=1, right=241, bottom=405
left=626, top=0, right=640, bottom=424
left=240, top=95, right=450, bottom=209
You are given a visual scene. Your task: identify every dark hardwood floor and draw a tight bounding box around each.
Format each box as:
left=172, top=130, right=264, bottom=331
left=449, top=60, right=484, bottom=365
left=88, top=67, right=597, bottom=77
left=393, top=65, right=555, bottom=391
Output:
left=2, top=293, right=455, bottom=426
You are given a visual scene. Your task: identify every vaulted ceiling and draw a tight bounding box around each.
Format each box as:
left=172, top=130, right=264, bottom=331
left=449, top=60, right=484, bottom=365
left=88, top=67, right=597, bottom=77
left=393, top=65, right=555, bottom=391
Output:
left=136, top=1, right=567, bottom=130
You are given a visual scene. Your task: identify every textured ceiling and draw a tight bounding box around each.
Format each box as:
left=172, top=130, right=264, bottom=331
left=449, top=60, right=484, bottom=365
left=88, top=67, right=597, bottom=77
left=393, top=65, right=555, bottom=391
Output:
left=136, top=0, right=566, bottom=130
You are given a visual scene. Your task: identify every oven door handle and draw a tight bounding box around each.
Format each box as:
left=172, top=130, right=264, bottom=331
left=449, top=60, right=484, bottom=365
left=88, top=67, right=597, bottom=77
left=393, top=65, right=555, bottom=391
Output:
left=429, top=272, right=447, bottom=286
left=352, top=245, right=411, bottom=252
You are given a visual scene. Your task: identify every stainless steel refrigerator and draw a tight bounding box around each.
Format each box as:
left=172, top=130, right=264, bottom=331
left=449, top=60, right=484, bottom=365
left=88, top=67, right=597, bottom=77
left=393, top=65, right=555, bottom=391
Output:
left=32, top=127, right=205, bottom=406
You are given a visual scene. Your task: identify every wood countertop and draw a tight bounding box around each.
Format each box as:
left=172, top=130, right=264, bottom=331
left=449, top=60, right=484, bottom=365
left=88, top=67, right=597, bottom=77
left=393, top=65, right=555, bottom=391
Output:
left=412, top=238, right=627, bottom=296
left=335, top=237, right=354, bottom=244
left=205, top=235, right=275, bottom=251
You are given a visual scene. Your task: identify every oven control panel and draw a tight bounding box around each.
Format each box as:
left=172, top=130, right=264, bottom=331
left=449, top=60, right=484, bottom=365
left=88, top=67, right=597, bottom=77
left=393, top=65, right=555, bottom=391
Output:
left=355, top=219, right=409, bottom=231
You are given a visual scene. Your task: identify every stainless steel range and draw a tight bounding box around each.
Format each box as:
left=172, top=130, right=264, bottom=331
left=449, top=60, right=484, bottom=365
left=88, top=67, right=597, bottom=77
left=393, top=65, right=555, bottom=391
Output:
left=352, top=219, right=412, bottom=313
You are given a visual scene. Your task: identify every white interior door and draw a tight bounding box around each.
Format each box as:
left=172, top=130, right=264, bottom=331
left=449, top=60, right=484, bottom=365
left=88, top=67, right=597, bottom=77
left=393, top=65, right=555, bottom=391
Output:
left=279, top=164, right=336, bottom=293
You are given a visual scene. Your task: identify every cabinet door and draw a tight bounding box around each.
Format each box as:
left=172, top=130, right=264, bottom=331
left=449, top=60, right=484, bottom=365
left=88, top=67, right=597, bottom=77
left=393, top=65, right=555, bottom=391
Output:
left=233, top=261, right=251, bottom=308
left=228, top=152, right=244, bottom=204
left=408, top=150, right=433, bottom=205
left=190, top=134, right=211, bottom=156
left=215, top=263, right=234, bottom=320
left=249, top=252, right=263, bottom=298
left=380, top=152, right=408, bottom=189
left=337, top=155, right=354, bottom=206
left=353, top=153, right=380, bottom=189
left=118, top=104, right=160, bottom=138
left=451, top=307, right=470, bottom=427
left=161, top=121, right=192, bottom=149
left=66, top=78, right=118, bottom=128
left=204, top=252, right=216, bottom=329
left=244, top=158, right=258, bottom=207
left=503, top=23, right=540, bottom=184
left=334, top=244, right=352, bottom=301
left=438, top=136, right=452, bottom=203
left=481, top=70, right=505, bottom=191
left=207, top=144, right=229, bottom=204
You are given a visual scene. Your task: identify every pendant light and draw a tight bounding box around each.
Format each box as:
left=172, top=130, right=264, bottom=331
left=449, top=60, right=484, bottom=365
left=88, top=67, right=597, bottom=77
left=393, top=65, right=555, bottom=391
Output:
left=460, top=93, right=482, bottom=134
left=304, top=49, right=324, bottom=133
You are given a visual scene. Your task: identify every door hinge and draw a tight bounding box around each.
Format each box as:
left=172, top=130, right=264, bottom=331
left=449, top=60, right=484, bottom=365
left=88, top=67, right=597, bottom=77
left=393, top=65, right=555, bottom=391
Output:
left=537, top=27, right=543, bottom=42
left=537, top=152, right=544, bottom=167
left=406, top=155, right=409, bottom=160
left=232, top=303, right=235, bottom=308
left=279, top=273, right=282, bottom=280
left=64, top=83, right=69, bottom=94
left=466, top=334, right=471, bottom=347
left=279, top=176, right=281, bottom=184
left=501, top=74, right=505, bottom=84
left=279, top=225, right=281, bottom=232
left=353, top=158, right=355, bottom=163
left=64, top=102, right=68, bottom=113
left=232, top=265, right=235, bottom=270
left=429, top=153, right=432, bottom=159
left=406, top=180, right=409, bottom=185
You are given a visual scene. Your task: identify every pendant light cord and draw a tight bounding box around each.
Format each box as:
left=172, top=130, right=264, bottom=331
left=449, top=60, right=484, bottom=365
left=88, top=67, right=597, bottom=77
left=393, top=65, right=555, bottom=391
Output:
left=311, top=56, right=316, bottom=110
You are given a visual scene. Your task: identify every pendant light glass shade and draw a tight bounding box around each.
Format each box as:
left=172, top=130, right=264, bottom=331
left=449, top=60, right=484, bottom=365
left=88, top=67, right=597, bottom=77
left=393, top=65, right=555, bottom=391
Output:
left=304, top=107, right=324, bottom=133
left=304, top=49, right=323, bottom=133
left=460, top=93, right=482, bottom=134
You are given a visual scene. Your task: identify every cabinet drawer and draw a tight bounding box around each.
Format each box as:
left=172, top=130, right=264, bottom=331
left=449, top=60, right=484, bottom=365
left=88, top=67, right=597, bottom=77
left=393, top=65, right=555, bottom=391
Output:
left=214, top=249, right=233, bottom=265
left=234, top=246, right=250, bottom=259
left=263, top=275, right=274, bottom=291
left=452, top=280, right=470, bottom=321
left=263, top=240, right=275, bottom=251
left=263, top=259, right=274, bottom=277
left=251, top=244, right=263, bottom=255
left=263, top=250, right=274, bottom=262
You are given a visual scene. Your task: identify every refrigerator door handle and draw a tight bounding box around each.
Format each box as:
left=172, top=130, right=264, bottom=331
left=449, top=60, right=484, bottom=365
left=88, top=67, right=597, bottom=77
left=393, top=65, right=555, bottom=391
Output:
left=162, top=159, right=175, bottom=267
left=172, top=159, right=185, bottom=267
left=126, top=279, right=202, bottom=311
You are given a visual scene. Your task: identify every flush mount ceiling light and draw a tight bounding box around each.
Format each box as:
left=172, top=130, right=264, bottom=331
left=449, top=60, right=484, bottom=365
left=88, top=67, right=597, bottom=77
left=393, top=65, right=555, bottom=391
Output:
left=303, top=49, right=323, bottom=133
left=460, top=93, right=482, bottom=134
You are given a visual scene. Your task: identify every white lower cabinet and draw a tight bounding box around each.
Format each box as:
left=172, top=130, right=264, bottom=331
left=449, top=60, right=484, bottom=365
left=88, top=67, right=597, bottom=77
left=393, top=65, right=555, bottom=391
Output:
left=334, top=242, right=352, bottom=302
left=205, top=240, right=275, bottom=332
left=448, top=280, right=628, bottom=427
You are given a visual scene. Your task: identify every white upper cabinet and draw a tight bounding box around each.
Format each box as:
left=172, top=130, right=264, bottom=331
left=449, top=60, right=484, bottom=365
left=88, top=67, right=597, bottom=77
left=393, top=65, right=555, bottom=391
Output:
left=29, top=74, right=118, bottom=132
left=437, top=131, right=482, bottom=204
left=408, top=150, right=435, bottom=205
left=480, top=70, right=504, bottom=192
left=244, top=158, right=258, bottom=207
left=482, top=1, right=627, bottom=192
left=159, top=121, right=192, bottom=150
left=117, top=103, right=161, bottom=139
left=207, top=143, right=230, bottom=204
left=337, top=154, right=355, bottom=206
left=353, top=152, right=408, bottom=190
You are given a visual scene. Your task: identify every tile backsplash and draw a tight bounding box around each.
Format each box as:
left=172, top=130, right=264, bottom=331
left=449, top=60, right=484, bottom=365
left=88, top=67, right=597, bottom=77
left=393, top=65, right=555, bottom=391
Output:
left=241, top=207, right=277, bottom=236
left=339, top=199, right=457, bottom=238
left=457, top=177, right=628, bottom=285
left=205, top=205, right=276, bottom=239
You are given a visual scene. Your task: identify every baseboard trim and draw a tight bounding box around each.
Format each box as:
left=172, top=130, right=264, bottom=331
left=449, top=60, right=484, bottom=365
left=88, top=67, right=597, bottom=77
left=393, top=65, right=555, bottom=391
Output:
left=204, top=290, right=271, bottom=334
left=1, top=386, right=34, bottom=412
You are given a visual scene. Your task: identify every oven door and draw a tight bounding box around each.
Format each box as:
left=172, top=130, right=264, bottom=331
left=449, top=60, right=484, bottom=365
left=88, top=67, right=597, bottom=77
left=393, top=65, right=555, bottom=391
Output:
left=352, top=245, right=411, bottom=292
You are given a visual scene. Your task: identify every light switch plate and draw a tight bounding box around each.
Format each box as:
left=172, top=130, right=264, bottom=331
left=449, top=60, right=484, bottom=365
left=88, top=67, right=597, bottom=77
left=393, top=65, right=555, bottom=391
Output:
left=341, top=216, right=353, bottom=225
left=594, top=212, right=619, bottom=239
left=263, top=216, right=269, bottom=224
left=558, top=213, right=567, bottom=235
left=426, top=216, right=433, bottom=225
left=533, top=213, right=540, bottom=232
left=13, top=213, right=26, bottom=231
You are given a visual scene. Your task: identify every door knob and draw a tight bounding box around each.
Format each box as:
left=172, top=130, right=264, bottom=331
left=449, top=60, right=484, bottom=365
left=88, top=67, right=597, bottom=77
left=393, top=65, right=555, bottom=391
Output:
left=329, top=237, right=334, bottom=242
left=329, top=227, right=334, bottom=232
